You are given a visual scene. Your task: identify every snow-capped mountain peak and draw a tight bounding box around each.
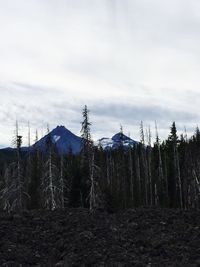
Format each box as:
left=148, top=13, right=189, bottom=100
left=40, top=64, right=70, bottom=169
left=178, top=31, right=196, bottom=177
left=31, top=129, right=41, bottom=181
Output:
left=0, top=126, right=138, bottom=155
left=33, top=125, right=82, bottom=154
left=98, top=132, right=138, bottom=150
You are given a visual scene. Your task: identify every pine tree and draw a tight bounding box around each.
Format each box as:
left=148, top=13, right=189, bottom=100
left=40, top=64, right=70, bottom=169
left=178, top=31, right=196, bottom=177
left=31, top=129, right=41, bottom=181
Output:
left=80, top=105, right=93, bottom=208
left=167, top=122, right=183, bottom=208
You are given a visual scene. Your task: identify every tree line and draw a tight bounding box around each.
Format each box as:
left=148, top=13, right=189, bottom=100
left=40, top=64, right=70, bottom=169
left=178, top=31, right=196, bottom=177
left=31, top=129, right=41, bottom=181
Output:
left=0, top=106, right=200, bottom=212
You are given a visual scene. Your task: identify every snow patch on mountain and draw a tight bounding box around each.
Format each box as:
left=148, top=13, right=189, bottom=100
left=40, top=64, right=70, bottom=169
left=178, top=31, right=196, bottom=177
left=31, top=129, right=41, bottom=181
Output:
left=98, top=132, right=138, bottom=150
left=0, top=126, right=139, bottom=155
left=96, top=138, right=113, bottom=149
left=33, top=125, right=82, bottom=154
left=53, top=135, right=61, bottom=143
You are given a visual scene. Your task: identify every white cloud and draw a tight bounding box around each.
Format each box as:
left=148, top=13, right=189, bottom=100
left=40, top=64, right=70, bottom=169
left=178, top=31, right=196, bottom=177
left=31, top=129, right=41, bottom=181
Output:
left=0, top=0, right=200, bottom=146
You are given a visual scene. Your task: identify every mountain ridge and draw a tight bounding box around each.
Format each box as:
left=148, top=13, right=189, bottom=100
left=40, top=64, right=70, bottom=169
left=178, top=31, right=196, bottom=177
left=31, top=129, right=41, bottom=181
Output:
left=0, top=126, right=138, bottom=154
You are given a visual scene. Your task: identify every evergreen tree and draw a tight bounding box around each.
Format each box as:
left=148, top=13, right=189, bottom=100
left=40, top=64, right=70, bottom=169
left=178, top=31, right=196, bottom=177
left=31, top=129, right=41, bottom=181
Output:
left=167, top=122, right=183, bottom=208
left=80, top=105, right=93, bottom=208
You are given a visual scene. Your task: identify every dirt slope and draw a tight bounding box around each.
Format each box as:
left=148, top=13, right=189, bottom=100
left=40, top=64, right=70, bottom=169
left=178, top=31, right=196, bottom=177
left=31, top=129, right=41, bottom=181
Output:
left=0, top=208, right=199, bottom=266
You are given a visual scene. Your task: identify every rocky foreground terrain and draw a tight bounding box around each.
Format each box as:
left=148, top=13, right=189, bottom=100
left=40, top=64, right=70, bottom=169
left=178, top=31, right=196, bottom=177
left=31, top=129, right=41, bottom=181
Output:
left=0, top=208, right=199, bottom=266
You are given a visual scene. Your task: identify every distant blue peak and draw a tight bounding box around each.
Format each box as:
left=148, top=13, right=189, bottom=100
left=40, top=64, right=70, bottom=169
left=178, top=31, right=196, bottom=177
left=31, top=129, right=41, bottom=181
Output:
left=0, top=126, right=138, bottom=155
left=112, top=132, right=132, bottom=142
left=33, top=125, right=82, bottom=154
left=51, top=125, right=70, bottom=133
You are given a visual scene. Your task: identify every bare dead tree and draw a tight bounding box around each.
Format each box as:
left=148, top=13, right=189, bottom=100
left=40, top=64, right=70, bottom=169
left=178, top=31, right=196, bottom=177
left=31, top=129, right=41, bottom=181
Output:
left=155, top=122, right=165, bottom=206
left=89, top=151, right=102, bottom=211
left=147, top=126, right=153, bottom=206
left=41, top=135, right=63, bottom=210
left=59, top=155, right=65, bottom=209
left=129, top=146, right=134, bottom=204
left=140, top=122, right=148, bottom=205
left=0, top=122, right=28, bottom=212
left=42, top=145, right=56, bottom=210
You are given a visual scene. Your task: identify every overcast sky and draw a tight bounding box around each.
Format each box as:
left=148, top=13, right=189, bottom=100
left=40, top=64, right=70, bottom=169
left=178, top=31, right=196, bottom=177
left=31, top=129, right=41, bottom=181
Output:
left=0, top=0, right=200, bottom=147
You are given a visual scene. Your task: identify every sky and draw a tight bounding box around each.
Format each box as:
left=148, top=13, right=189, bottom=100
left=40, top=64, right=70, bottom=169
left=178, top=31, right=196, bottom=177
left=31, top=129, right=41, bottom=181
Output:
left=0, top=0, right=200, bottom=147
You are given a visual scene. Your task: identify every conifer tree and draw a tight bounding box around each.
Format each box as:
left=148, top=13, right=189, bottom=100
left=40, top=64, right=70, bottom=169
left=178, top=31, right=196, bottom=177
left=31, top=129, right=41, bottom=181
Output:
left=167, top=122, right=183, bottom=208
left=80, top=105, right=93, bottom=207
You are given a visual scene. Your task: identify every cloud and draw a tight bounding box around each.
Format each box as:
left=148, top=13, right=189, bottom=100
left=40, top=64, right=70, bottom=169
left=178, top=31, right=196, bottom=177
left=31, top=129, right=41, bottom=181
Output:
left=91, top=103, right=197, bottom=123
left=0, top=0, right=200, bottom=146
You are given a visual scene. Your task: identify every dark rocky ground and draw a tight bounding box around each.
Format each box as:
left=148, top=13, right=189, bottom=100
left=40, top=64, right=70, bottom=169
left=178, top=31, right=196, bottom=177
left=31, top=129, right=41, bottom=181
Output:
left=0, top=208, right=199, bottom=267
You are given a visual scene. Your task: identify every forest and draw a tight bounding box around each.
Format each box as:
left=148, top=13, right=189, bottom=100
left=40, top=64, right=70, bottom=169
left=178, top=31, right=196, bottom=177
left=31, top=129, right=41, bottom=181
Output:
left=0, top=106, right=200, bottom=213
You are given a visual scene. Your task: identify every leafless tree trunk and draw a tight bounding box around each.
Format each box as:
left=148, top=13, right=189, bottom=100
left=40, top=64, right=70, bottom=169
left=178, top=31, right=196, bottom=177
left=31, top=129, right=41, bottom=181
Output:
left=89, top=152, right=102, bottom=211
left=0, top=122, right=28, bottom=212
left=129, top=147, right=134, bottom=205
left=60, top=155, right=65, bottom=209
left=174, top=145, right=183, bottom=209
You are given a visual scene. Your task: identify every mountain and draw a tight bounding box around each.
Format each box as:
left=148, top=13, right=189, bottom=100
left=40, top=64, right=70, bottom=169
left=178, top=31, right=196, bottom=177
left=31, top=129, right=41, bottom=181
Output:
left=0, top=126, right=138, bottom=155
left=32, top=126, right=82, bottom=154
left=97, top=132, right=138, bottom=150
left=33, top=127, right=138, bottom=153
